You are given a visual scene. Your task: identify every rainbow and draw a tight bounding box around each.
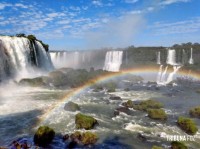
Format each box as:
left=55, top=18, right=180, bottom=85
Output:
left=38, top=65, right=200, bottom=124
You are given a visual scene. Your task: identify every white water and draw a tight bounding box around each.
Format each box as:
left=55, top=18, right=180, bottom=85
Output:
left=165, top=66, right=181, bottom=84
left=103, top=51, right=123, bottom=72
left=0, top=36, right=53, bottom=81
left=157, top=51, right=161, bottom=64
left=50, top=51, right=91, bottom=69
left=156, top=65, right=163, bottom=84
left=189, top=48, right=194, bottom=64
left=166, top=49, right=176, bottom=65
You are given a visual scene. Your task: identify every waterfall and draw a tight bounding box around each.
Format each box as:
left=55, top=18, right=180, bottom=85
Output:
left=188, top=48, right=194, bottom=64
left=166, top=49, right=176, bottom=65
left=103, top=51, right=123, bottom=72
left=156, top=65, right=163, bottom=84
left=166, top=66, right=181, bottom=84
left=160, top=66, right=168, bottom=83
left=157, top=51, right=161, bottom=64
left=0, top=36, right=53, bottom=81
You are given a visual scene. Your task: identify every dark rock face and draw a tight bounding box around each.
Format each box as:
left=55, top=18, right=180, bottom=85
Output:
left=75, top=113, right=98, bottom=130
left=109, top=96, right=122, bottom=101
left=114, top=107, right=132, bottom=116
left=64, top=101, right=80, bottom=112
left=34, top=126, right=55, bottom=147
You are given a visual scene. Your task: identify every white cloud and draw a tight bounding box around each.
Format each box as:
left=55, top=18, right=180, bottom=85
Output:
left=0, top=3, right=12, bottom=10
left=160, top=0, right=191, bottom=5
left=124, top=0, right=139, bottom=4
left=151, top=17, right=200, bottom=35
left=92, top=0, right=103, bottom=6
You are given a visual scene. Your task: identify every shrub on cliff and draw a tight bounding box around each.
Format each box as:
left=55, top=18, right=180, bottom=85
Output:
left=177, top=117, right=198, bottom=135
left=34, top=126, right=55, bottom=147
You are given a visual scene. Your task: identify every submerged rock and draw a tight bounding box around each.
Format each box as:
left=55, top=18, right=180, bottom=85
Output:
left=64, top=101, right=80, bottom=112
left=147, top=109, right=167, bottom=120
left=137, top=133, right=147, bottom=142
left=171, top=141, right=188, bottom=149
left=34, top=126, right=55, bottom=147
left=189, top=106, right=200, bottom=118
left=177, top=116, right=198, bottom=135
left=75, top=113, right=98, bottom=130
left=109, top=96, right=122, bottom=101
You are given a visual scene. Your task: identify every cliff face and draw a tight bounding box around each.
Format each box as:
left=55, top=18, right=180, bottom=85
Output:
left=50, top=45, right=200, bottom=71
left=0, top=36, right=53, bottom=81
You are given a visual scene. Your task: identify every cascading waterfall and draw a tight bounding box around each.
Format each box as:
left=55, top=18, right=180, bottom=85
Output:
left=166, top=49, right=176, bottom=65
left=160, top=66, right=168, bottom=83
left=166, top=66, right=181, bottom=84
left=103, top=51, right=123, bottom=72
left=157, top=51, right=161, bottom=64
left=188, top=48, right=194, bottom=64
left=0, top=36, right=53, bottom=81
left=156, top=65, right=163, bottom=84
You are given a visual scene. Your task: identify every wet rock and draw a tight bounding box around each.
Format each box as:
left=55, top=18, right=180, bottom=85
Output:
left=171, top=141, right=188, bottom=149
left=132, top=99, right=163, bottom=111
left=147, top=109, right=167, bottom=120
left=63, top=134, right=69, bottom=141
left=177, top=116, right=198, bottom=135
left=137, top=133, right=147, bottom=142
left=81, top=132, right=98, bottom=145
left=189, top=106, right=200, bottom=118
left=109, top=96, right=122, bottom=100
left=122, top=100, right=133, bottom=108
left=75, top=113, right=98, bottom=130
left=34, top=126, right=55, bottom=147
left=115, top=107, right=131, bottom=115
left=114, top=110, right=120, bottom=116
left=19, top=77, right=46, bottom=87
left=64, top=101, right=80, bottom=112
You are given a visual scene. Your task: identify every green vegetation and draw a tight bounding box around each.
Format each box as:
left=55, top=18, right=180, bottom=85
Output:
left=70, top=131, right=98, bottom=145
left=34, top=126, right=55, bottom=147
left=147, top=109, right=167, bottom=120
left=152, top=146, right=163, bottom=149
left=81, top=132, right=98, bottom=145
left=189, top=106, right=200, bottom=118
left=27, top=34, right=37, bottom=41
left=132, top=99, right=163, bottom=111
left=177, top=117, right=198, bottom=135
left=171, top=141, right=188, bottom=149
left=75, top=113, right=98, bottom=130
left=122, top=100, right=133, bottom=108
left=104, top=81, right=117, bottom=92
left=19, top=77, right=45, bottom=87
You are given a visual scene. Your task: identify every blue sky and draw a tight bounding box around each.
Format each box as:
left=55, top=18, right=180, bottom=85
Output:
left=0, top=0, right=200, bottom=50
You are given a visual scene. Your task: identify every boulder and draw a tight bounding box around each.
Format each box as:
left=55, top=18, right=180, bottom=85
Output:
left=64, top=101, right=80, bottom=112
left=122, top=100, right=133, bottom=108
left=19, top=77, right=46, bottom=87
left=147, top=109, right=167, bottom=120
left=171, top=141, right=188, bottom=149
left=34, top=126, right=55, bottom=147
left=81, top=132, right=98, bottom=145
left=115, top=107, right=131, bottom=115
left=189, top=106, right=200, bottom=118
left=109, top=96, right=122, bottom=101
left=177, top=116, right=198, bottom=135
left=75, top=113, right=98, bottom=130
left=132, top=99, right=163, bottom=111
